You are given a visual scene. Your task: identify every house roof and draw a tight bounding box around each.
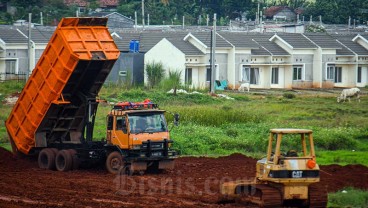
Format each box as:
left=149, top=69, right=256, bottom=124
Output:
left=190, top=32, right=233, bottom=48
left=18, top=28, right=54, bottom=44
left=217, top=32, right=259, bottom=48
left=99, top=0, right=118, bottom=7
left=112, top=32, right=141, bottom=52
left=166, top=37, right=204, bottom=55
left=63, top=0, right=118, bottom=7
left=264, top=6, right=295, bottom=18
left=303, top=33, right=342, bottom=49
left=63, top=0, right=87, bottom=7
left=113, top=31, right=203, bottom=55
left=273, top=33, right=317, bottom=49
left=249, top=34, right=289, bottom=56
left=0, top=26, right=28, bottom=44
left=90, top=12, right=133, bottom=21
left=331, top=34, right=368, bottom=56
left=335, top=44, right=355, bottom=56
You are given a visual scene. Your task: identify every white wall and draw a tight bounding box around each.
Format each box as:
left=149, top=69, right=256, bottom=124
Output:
left=144, top=38, right=186, bottom=85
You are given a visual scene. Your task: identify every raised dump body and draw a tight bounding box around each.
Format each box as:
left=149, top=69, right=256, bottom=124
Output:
left=6, top=17, right=120, bottom=155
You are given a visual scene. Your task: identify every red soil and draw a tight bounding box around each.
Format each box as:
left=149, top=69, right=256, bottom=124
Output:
left=0, top=148, right=367, bottom=207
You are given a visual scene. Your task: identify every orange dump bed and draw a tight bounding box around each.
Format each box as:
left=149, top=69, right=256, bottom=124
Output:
left=5, top=17, right=120, bottom=155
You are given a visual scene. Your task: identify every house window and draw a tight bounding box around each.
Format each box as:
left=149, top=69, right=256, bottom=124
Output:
left=357, top=67, right=362, bottom=83
left=326, top=65, right=335, bottom=80
left=271, top=67, right=279, bottom=84
left=206, top=68, right=211, bottom=82
left=78, top=7, right=85, bottom=13
left=5, top=60, right=16, bottom=74
left=185, top=68, right=192, bottom=84
left=293, top=66, right=303, bottom=81
left=119, top=71, right=127, bottom=77
left=242, top=66, right=259, bottom=84
left=334, top=67, right=342, bottom=83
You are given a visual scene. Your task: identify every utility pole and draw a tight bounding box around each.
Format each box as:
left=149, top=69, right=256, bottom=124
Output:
left=40, top=12, right=43, bottom=25
left=257, top=1, right=260, bottom=24
left=148, top=14, right=150, bottom=26
left=135, top=11, right=137, bottom=30
left=142, top=0, right=145, bottom=28
left=182, top=16, right=185, bottom=29
left=210, top=13, right=217, bottom=94
left=27, top=13, right=32, bottom=81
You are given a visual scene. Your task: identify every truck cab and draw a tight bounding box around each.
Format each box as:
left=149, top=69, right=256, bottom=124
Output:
left=105, top=100, right=177, bottom=174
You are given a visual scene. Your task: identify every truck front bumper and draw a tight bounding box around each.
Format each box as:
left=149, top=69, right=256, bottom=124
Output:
left=126, top=139, right=178, bottom=171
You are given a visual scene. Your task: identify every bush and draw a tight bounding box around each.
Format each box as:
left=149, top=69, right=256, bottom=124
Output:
left=146, top=61, right=165, bottom=88
left=160, top=70, right=182, bottom=92
left=283, top=93, right=296, bottom=99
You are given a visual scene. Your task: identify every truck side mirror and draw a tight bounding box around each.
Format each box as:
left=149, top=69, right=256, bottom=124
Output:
left=174, top=113, right=180, bottom=126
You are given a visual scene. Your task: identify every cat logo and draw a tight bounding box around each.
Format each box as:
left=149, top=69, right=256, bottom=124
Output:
left=292, top=171, right=303, bottom=178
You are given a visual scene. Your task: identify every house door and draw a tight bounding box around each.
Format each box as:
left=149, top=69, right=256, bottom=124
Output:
left=185, top=68, right=192, bottom=84
left=271, top=67, right=279, bottom=84
left=334, top=67, right=342, bottom=83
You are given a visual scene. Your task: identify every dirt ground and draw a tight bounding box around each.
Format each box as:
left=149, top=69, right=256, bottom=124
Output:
left=0, top=148, right=367, bottom=208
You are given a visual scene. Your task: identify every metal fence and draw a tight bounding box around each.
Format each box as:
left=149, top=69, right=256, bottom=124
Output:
left=0, top=72, right=27, bottom=82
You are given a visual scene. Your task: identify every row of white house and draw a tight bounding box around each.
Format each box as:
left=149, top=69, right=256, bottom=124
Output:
left=1, top=24, right=368, bottom=90
left=137, top=32, right=368, bottom=89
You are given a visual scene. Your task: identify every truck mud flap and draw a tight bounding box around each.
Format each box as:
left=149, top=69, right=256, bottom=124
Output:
left=159, top=160, right=175, bottom=170
left=130, top=162, right=147, bottom=172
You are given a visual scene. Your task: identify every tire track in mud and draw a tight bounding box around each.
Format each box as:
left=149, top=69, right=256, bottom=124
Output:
left=0, top=148, right=367, bottom=207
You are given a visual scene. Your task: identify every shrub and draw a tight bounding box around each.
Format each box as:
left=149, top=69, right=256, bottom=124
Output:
left=160, top=70, right=182, bottom=92
left=146, top=61, right=165, bottom=88
left=283, top=93, right=296, bottom=99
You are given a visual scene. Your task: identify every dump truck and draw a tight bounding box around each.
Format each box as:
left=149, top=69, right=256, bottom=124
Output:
left=5, top=17, right=177, bottom=174
left=220, top=129, right=327, bottom=207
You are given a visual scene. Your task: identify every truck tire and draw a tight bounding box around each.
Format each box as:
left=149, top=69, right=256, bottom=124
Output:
left=106, top=151, right=123, bottom=174
left=50, top=148, right=59, bottom=156
left=38, top=148, right=56, bottom=170
left=68, top=149, right=80, bottom=170
left=56, top=150, right=73, bottom=172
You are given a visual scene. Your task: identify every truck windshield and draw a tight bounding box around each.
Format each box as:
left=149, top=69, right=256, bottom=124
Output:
left=128, top=113, right=168, bottom=134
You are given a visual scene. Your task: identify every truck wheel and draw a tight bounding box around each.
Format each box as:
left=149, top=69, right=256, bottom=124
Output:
left=67, top=149, right=80, bottom=170
left=50, top=148, right=59, bottom=156
left=106, top=151, right=123, bottom=174
left=56, top=150, right=73, bottom=172
left=38, top=148, right=56, bottom=170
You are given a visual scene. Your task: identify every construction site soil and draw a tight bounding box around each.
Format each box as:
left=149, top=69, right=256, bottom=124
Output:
left=0, top=147, right=367, bottom=208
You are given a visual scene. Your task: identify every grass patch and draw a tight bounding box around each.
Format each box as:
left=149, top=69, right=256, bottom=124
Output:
left=328, top=187, right=368, bottom=207
left=0, top=143, right=11, bottom=151
left=317, top=150, right=368, bottom=166
left=1, top=83, right=368, bottom=166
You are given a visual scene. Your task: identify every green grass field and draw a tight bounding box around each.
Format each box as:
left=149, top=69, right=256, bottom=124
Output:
left=1, top=81, right=368, bottom=206
left=1, top=82, right=368, bottom=166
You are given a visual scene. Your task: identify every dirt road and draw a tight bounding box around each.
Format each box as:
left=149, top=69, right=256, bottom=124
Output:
left=0, top=148, right=367, bottom=207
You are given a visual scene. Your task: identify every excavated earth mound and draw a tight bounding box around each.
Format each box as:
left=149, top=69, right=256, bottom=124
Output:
left=0, top=148, right=367, bottom=207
